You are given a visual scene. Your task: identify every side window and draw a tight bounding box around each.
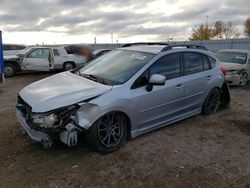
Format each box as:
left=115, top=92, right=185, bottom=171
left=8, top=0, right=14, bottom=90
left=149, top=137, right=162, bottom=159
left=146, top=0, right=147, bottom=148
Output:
left=150, top=53, right=181, bottom=80
left=53, top=49, right=60, bottom=56
left=203, top=55, right=211, bottom=71
left=183, top=52, right=203, bottom=75
left=131, top=70, right=149, bottom=89
left=27, top=49, right=49, bottom=58
left=208, top=57, right=216, bottom=68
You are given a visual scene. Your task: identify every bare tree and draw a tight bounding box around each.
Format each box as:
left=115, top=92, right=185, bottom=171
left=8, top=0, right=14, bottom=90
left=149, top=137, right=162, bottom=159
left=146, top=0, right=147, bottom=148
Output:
left=244, top=17, right=250, bottom=37
left=213, top=21, right=240, bottom=39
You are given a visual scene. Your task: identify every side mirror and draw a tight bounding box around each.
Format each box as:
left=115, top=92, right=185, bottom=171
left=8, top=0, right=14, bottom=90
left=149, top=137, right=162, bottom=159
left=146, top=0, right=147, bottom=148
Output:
left=146, top=74, right=166, bottom=92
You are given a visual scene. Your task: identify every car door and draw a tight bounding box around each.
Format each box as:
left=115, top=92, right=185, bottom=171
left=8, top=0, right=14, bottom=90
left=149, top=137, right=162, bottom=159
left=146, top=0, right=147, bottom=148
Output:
left=131, top=52, right=186, bottom=131
left=22, top=48, right=52, bottom=71
left=181, top=52, right=211, bottom=112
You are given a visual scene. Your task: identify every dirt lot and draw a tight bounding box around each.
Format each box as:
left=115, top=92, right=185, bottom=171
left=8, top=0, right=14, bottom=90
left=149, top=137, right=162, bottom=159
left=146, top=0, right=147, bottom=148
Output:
left=0, top=72, right=250, bottom=188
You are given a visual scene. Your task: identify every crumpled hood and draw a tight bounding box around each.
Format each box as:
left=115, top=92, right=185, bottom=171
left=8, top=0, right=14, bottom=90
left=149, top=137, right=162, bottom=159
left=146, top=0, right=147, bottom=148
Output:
left=220, top=62, right=244, bottom=70
left=19, top=72, right=112, bottom=113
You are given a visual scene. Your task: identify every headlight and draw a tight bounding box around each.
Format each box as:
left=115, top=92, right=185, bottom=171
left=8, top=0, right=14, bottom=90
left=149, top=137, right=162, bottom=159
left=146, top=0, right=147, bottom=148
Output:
left=32, top=114, right=57, bottom=128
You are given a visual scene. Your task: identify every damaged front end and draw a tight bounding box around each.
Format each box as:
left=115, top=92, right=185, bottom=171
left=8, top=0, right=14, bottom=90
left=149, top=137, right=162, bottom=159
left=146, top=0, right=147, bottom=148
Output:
left=16, top=95, right=83, bottom=148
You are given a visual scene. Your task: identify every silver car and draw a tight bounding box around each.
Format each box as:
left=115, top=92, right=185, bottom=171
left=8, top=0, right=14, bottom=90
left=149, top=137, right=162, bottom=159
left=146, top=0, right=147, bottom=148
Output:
left=216, top=49, right=250, bottom=86
left=16, top=44, right=230, bottom=153
left=4, top=47, right=86, bottom=76
left=3, top=44, right=28, bottom=57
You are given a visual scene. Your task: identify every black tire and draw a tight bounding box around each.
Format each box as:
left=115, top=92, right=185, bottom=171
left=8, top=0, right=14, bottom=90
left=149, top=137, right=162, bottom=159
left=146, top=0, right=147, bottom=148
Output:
left=202, top=88, right=221, bottom=115
left=220, top=82, right=231, bottom=108
left=85, top=113, right=127, bottom=154
left=63, top=62, right=75, bottom=71
left=4, top=63, right=16, bottom=77
left=239, top=72, right=248, bottom=87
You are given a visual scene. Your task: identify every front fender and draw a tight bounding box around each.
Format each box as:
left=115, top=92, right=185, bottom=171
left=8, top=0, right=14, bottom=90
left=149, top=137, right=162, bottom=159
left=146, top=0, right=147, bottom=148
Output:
left=75, top=103, right=133, bottom=130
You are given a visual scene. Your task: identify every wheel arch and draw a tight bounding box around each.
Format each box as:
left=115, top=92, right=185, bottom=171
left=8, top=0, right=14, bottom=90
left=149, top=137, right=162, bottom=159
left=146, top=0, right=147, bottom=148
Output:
left=4, top=60, right=20, bottom=71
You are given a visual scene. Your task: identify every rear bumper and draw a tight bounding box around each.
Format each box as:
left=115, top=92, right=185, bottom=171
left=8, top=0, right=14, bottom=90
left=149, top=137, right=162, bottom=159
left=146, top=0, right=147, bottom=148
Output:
left=16, top=109, right=51, bottom=142
left=225, top=74, right=240, bottom=86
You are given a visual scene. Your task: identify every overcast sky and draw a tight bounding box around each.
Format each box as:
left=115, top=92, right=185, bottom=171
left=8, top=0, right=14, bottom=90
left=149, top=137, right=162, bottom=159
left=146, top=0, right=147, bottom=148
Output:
left=0, top=0, right=249, bottom=44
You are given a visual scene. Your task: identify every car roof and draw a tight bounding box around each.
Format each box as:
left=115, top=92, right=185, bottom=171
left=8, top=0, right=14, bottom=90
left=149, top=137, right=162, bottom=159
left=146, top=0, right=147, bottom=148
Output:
left=118, top=45, right=211, bottom=55
left=218, top=49, right=250, bottom=53
left=118, top=45, right=166, bottom=54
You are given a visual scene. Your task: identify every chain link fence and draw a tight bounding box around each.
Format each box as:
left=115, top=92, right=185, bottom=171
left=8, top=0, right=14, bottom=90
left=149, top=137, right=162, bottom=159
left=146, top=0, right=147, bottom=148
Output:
left=88, top=38, right=250, bottom=52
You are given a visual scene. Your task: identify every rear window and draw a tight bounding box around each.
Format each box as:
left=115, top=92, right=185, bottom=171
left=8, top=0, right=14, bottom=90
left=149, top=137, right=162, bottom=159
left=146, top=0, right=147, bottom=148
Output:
left=216, top=52, right=247, bottom=64
left=208, top=57, right=216, bottom=68
left=183, top=52, right=204, bottom=75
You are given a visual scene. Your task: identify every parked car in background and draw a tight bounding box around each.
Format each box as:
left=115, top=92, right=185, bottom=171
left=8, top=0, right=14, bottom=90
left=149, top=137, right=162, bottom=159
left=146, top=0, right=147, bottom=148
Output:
left=93, top=49, right=111, bottom=58
left=16, top=44, right=230, bottom=153
left=64, top=44, right=94, bottom=61
left=216, top=49, right=250, bottom=86
left=4, top=47, right=86, bottom=76
left=3, top=44, right=28, bottom=57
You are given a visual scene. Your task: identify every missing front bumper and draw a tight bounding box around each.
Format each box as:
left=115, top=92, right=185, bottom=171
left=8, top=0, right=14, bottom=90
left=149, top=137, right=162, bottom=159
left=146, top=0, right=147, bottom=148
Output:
left=16, top=109, right=51, bottom=142
left=16, top=109, right=78, bottom=148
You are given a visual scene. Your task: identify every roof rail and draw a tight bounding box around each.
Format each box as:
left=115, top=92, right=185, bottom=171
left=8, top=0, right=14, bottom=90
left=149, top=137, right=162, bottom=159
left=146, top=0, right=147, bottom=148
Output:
left=161, top=44, right=208, bottom=52
left=121, top=42, right=169, bottom=48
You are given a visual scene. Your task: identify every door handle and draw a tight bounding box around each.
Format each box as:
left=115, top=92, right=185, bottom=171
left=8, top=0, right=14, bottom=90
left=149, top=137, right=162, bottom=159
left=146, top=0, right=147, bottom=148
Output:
left=206, top=75, right=212, bottom=80
left=176, top=84, right=183, bottom=90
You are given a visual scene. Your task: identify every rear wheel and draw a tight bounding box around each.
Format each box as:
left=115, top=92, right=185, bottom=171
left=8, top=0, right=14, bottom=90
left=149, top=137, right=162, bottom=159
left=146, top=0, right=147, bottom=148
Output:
left=239, top=72, right=248, bottom=87
left=202, top=88, right=221, bottom=115
left=86, top=113, right=127, bottom=153
left=4, top=63, right=16, bottom=77
left=63, top=62, right=75, bottom=71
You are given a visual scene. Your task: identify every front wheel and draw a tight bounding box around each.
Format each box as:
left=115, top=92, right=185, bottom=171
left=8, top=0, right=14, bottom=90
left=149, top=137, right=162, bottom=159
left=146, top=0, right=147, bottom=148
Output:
left=202, top=88, right=221, bottom=115
left=4, top=63, right=16, bottom=77
left=86, top=113, right=127, bottom=153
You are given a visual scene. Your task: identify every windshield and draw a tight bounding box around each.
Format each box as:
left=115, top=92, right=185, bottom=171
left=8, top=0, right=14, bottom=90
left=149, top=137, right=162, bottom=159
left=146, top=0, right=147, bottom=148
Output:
left=216, top=52, right=247, bottom=64
left=17, top=47, right=31, bottom=56
left=93, top=49, right=103, bottom=55
left=79, top=49, right=154, bottom=85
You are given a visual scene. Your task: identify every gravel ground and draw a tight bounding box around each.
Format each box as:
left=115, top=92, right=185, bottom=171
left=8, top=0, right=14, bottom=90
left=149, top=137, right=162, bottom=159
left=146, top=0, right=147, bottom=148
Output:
left=0, top=72, right=250, bottom=188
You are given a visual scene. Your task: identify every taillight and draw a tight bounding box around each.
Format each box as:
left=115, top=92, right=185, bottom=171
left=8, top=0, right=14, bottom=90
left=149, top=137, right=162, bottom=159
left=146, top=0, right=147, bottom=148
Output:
left=220, top=67, right=227, bottom=76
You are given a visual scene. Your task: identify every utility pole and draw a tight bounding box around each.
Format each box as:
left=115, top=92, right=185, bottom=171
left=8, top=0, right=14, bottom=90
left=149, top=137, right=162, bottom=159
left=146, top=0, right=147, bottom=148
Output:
left=0, top=30, right=5, bottom=84
left=111, top=32, right=113, bottom=44
left=206, top=15, right=208, bottom=27
left=94, top=37, right=96, bottom=44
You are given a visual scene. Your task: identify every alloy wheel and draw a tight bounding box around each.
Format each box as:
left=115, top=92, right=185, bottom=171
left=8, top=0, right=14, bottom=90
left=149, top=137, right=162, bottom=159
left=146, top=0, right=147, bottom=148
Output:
left=97, top=113, right=124, bottom=148
left=206, top=91, right=220, bottom=114
left=239, top=72, right=248, bottom=86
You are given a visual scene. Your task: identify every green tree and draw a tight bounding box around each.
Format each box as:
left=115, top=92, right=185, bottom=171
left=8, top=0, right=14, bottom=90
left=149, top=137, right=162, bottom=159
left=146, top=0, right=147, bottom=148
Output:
left=244, top=18, right=250, bottom=37
left=189, top=24, right=214, bottom=41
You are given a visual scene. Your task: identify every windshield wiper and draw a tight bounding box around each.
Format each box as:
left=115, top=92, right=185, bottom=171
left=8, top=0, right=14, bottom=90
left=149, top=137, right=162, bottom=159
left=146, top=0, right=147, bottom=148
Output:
left=80, top=73, right=108, bottom=85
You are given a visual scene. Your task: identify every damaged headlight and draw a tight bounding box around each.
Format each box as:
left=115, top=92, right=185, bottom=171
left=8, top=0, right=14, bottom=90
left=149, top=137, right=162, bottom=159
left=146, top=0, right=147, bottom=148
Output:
left=31, top=105, right=79, bottom=129
left=32, top=114, right=58, bottom=128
